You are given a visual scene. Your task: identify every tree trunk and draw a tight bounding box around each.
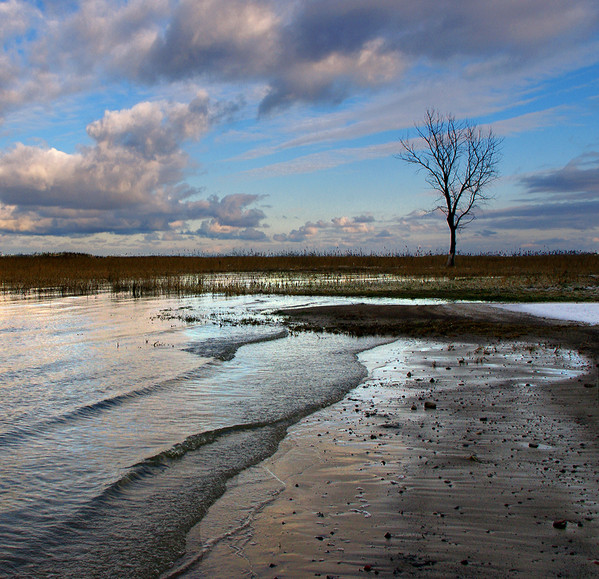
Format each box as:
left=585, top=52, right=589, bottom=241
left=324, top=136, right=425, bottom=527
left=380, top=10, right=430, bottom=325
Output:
left=446, top=223, right=456, bottom=267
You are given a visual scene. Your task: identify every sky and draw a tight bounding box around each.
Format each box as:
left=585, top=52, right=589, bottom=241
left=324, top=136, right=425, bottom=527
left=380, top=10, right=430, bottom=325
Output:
left=0, top=0, right=598, bottom=256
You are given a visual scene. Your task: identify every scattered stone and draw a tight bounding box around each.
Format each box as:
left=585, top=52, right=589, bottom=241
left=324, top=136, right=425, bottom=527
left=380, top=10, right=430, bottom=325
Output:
left=552, top=519, right=568, bottom=529
left=529, top=442, right=539, bottom=448
left=424, top=401, right=437, bottom=410
left=384, top=531, right=392, bottom=539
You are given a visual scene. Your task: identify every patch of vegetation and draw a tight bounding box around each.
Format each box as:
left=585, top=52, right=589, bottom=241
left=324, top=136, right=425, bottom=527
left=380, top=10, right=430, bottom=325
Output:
left=0, top=252, right=597, bottom=302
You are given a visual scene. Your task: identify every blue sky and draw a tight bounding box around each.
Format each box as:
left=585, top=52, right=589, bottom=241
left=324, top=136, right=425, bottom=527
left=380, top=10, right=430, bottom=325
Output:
left=0, top=0, right=598, bottom=255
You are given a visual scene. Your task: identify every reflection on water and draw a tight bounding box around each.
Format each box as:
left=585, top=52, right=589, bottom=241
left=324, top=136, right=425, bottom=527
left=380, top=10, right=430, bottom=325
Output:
left=5, top=292, right=584, bottom=577
left=0, top=292, right=399, bottom=577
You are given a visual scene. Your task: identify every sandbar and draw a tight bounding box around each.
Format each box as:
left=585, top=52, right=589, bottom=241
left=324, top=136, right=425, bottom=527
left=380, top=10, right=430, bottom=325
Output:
left=169, top=304, right=599, bottom=578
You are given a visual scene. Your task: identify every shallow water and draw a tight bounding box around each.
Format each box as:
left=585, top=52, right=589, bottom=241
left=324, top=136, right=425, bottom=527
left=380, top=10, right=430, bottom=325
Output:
left=0, top=292, right=416, bottom=577
left=3, top=293, right=590, bottom=577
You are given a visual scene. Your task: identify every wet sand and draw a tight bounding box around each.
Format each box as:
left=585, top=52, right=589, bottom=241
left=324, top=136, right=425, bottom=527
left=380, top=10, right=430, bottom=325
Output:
left=170, top=304, right=599, bottom=578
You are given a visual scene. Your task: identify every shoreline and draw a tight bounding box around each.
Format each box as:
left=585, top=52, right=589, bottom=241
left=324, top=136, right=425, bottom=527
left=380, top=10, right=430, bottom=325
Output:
left=171, top=304, right=599, bottom=578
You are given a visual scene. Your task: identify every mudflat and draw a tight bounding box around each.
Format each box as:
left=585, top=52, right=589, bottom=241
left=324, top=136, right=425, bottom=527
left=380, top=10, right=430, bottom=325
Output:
left=174, top=304, right=599, bottom=578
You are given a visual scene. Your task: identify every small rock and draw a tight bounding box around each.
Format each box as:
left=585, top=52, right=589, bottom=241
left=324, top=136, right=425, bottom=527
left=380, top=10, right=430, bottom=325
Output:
left=384, top=531, right=392, bottom=539
left=553, top=519, right=568, bottom=529
left=529, top=442, right=539, bottom=448
left=424, top=401, right=437, bottom=410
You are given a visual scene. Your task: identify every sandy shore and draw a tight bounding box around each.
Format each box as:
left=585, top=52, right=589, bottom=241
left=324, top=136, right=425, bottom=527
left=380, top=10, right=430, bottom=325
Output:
left=169, top=304, right=599, bottom=578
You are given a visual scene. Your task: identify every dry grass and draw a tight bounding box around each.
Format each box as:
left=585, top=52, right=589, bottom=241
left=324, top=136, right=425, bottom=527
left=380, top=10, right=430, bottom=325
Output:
left=0, top=252, right=597, bottom=301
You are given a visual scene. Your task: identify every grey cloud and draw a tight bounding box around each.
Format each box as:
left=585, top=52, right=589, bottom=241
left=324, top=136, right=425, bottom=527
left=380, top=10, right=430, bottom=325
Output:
left=195, top=220, right=268, bottom=241
left=260, top=0, right=599, bottom=112
left=258, top=77, right=349, bottom=117
left=285, top=1, right=392, bottom=61
left=6, top=1, right=599, bottom=117
left=0, top=96, right=266, bottom=237
left=480, top=199, right=599, bottom=231
left=275, top=215, right=375, bottom=243
left=201, top=194, right=266, bottom=228
left=520, top=152, right=599, bottom=199
left=273, top=220, right=327, bottom=243
left=141, top=0, right=279, bottom=82
left=0, top=0, right=37, bottom=42
left=0, top=185, right=267, bottom=237
left=86, top=95, right=216, bottom=159
left=352, top=214, right=375, bottom=224
left=32, top=0, right=168, bottom=74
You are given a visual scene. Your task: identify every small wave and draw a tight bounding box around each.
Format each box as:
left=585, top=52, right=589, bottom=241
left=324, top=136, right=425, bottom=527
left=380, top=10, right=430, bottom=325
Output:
left=0, top=367, right=213, bottom=447
left=184, top=327, right=288, bottom=361
left=90, top=419, right=291, bottom=512
left=0, top=329, right=287, bottom=447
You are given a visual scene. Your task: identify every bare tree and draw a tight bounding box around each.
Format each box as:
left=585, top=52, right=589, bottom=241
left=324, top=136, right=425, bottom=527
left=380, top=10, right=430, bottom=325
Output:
left=398, top=109, right=502, bottom=266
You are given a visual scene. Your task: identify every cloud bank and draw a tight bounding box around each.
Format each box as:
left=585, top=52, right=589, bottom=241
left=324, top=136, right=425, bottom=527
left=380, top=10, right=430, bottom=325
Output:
left=0, top=94, right=266, bottom=239
left=0, top=1, right=598, bottom=253
left=2, top=0, right=598, bottom=117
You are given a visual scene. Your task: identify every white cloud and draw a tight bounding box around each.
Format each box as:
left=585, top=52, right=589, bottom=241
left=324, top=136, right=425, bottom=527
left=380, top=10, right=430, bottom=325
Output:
left=3, top=0, right=599, bottom=120
left=0, top=0, right=37, bottom=41
left=274, top=215, right=376, bottom=243
left=245, top=142, right=400, bottom=177
left=1, top=1, right=599, bottom=254
left=0, top=95, right=265, bottom=238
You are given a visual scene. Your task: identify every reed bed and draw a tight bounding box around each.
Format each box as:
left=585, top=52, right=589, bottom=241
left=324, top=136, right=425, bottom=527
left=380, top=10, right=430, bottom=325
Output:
left=0, top=252, right=597, bottom=301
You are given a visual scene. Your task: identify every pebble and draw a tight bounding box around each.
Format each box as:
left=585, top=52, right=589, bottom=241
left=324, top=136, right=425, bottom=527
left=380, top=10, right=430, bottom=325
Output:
left=552, top=519, right=568, bottom=529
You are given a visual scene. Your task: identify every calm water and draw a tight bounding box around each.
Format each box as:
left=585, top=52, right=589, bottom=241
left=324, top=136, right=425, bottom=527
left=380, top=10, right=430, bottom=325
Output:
left=0, top=292, right=407, bottom=578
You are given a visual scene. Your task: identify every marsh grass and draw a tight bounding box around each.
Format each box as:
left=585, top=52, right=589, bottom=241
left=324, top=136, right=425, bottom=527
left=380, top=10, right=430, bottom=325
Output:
left=0, top=252, right=597, bottom=301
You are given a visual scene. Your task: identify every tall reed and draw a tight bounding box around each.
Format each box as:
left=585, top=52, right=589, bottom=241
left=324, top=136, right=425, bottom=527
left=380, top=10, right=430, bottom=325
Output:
left=1, top=252, right=597, bottom=301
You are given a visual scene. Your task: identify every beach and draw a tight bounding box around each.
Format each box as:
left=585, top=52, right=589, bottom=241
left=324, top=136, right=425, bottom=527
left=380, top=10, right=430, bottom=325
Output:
left=173, top=304, right=599, bottom=578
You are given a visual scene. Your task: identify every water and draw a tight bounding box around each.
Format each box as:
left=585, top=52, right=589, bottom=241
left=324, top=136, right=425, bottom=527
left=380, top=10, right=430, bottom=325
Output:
left=0, top=292, right=412, bottom=577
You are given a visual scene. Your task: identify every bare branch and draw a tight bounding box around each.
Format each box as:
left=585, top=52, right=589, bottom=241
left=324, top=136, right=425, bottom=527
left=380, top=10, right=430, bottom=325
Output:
left=397, top=109, right=502, bottom=266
